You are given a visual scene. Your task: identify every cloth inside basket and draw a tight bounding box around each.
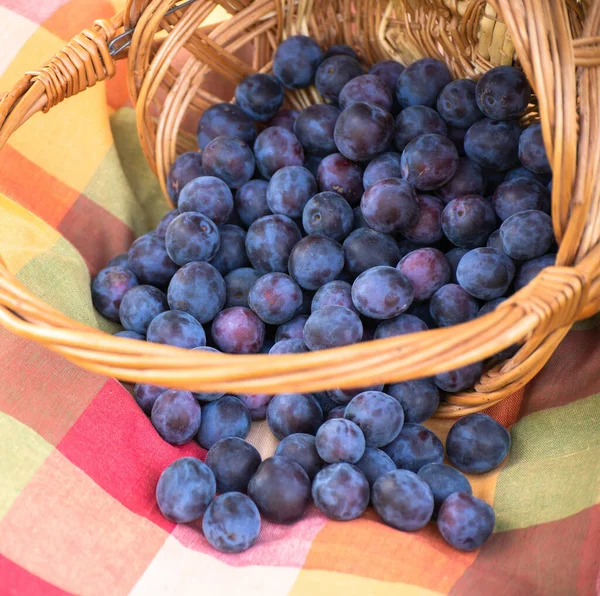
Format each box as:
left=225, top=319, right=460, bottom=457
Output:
left=0, top=1, right=600, bottom=593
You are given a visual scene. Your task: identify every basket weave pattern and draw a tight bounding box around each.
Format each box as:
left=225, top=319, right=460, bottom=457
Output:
left=0, top=0, right=599, bottom=418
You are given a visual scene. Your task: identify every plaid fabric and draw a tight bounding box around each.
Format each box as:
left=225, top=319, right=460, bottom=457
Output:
left=1, top=1, right=599, bottom=593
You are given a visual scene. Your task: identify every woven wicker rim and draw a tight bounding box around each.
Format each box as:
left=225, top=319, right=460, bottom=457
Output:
left=0, top=0, right=599, bottom=418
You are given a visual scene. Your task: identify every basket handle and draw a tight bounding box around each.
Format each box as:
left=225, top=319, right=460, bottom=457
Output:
left=0, top=16, right=126, bottom=150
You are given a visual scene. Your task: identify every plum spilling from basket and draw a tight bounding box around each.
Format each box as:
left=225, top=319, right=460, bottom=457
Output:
left=91, top=35, right=556, bottom=554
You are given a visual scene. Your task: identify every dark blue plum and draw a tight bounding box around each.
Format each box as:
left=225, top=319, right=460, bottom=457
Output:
left=165, top=212, right=220, bottom=265
left=514, top=253, right=555, bottom=292
left=202, top=136, right=255, bottom=189
left=275, top=433, right=323, bottom=479
left=236, top=393, right=272, bottom=420
left=438, top=492, right=495, bottom=551
left=382, top=423, right=444, bottom=472
left=437, top=79, right=483, bottom=128
left=167, top=152, right=205, bottom=205
left=339, top=74, right=393, bottom=111
left=156, top=457, right=216, bottom=523
left=254, top=127, right=304, bottom=179
left=500, top=209, right=554, bottom=260
left=363, top=152, right=403, bottom=189
left=476, top=65, right=531, bottom=120
left=492, top=177, right=550, bottom=221
left=398, top=248, right=451, bottom=301
left=360, top=177, right=419, bottom=233
left=327, top=384, right=385, bottom=406
left=245, top=214, right=302, bottom=273
left=437, top=158, right=486, bottom=204
left=311, top=280, right=357, bottom=314
left=178, top=176, right=234, bottom=225
left=315, top=418, right=366, bottom=463
left=464, top=118, right=521, bottom=171
left=202, top=492, right=261, bottom=553
left=401, top=133, right=459, bottom=191
left=91, top=266, right=138, bottom=322
left=119, top=285, right=168, bottom=335
left=151, top=389, right=202, bottom=445
left=235, top=73, right=284, bottom=121
left=369, top=60, right=405, bottom=96
left=430, top=284, right=479, bottom=327
left=374, top=314, right=428, bottom=339
left=315, top=55, right=364, bottom=100
left=248, top=456, right=311, bottom=523
left=266, top=393, right=323, bottom=439
left=351, top=266, right=414, bottom=319
left=224, top=267, right=261, bottom=308
left=345, top=231, right=400, bottom=273
left=249, top=272, right=302, bottom=325
left=418, top=463, right=472, bottom=518
left=403, top=194, right=444, bottom=245
left=205, top=437, right=261, bottom=493
left=441, top=195, right=497, bottom=248
left=294, top=104, right=340, bottom=157
left=115, top=330, right=145, bottom=340
left=312, top=463, right=370, bottom=521
left=396, top=58, right=452, bottom=108
left=386, top=378, right=440, bottom=423
left=354, top=447, right=396, bottom=487
left=266, top=166, right=317, bottom=218
left=197, top=103, right=256, bottom=150
left=334, top=102, right=394, bottom=162
left=393, top=106, right=447, bottom=152
left=235, top=180, right=271, bottom=228
left=302, top=192, right=353, bottom=241
left=372, top=469, right=434, bottom=530
left=456, top=247, right=515, bottom=300
left=445, top=248, right=469, bottom=283
left=209, top=224, right=248, bottom=276
left=267, top=109, right=299, bottom=131
left=446, top=412, right=511, bottom=473
left=303, top=305, right=362, bottom=351
left=317, top=153, right=363, bottom=206
left=167, top=262, right=225, bottom=324
left=518, top=122, right=550, bottom=174
left=134, top=384, right=166, bottom=414
left=345, top=391, right=404, bottom=448
left=288, top=235, right=344, bottom=290
left=325, top=44, right=359, bottom=60
left=156, top=209, right=180, bottom=238
left=107, top=252, right=129, bottom=268
left=196, top=394, right=251, bottom=449
left=269, top=339, right=308, bottom=354
left=275, top=314, right=308, bottom=342
left=273, top=35, right=324, bottom=89
left=434, top=361, right=483, bottom=393
left=211, top=307, right=265, bottom=354
left=147, top=310, right=206, bottom=349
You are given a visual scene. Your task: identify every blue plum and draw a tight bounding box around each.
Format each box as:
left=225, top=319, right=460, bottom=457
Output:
left=446, top=412, right=510, bottom=473
left=202, top=492, right=261, bottom=553
left=382, top=423, right=444, bottom=472
left=156, top=457, right=216, bottom=523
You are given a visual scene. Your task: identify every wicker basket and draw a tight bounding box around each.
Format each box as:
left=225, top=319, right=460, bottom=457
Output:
left=0, top=0, right=599, bottom=419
